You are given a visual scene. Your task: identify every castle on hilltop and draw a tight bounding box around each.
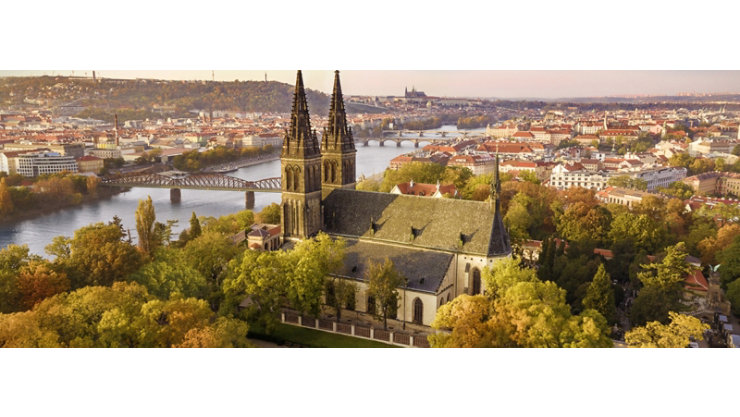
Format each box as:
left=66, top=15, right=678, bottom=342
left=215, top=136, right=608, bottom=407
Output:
left=280, top=70, right=510, bottom=326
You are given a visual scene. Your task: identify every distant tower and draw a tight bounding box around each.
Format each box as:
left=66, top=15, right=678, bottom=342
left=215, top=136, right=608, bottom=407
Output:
left=114, top=114, right=120, bottom=147
left=405, top=86, right=408, bottom=97
left=212, top=70, right=215, bottom=82
left=321, top=70, right=357, bottom=199
left=603, top=111, right=608, bottom=131
left=265, top=73, right=268, bottom=82
left=281, top=70, right=323, bottom=240
left=92, top=71, right=96, bottom=82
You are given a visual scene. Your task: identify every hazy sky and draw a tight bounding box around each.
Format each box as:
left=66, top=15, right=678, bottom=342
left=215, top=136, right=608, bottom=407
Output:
left=3, top=70, right=739, bottom=99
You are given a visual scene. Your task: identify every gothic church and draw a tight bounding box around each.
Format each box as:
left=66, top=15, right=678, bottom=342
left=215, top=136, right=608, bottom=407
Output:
left=281, top=70, right=510, bottom=326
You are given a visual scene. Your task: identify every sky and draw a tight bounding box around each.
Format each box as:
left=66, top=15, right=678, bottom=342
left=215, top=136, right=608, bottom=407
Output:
left=3, top=70, right=739, bottom=99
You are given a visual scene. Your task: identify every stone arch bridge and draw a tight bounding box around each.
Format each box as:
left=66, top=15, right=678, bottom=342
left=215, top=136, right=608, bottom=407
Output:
left=101, top=171, right=280, bottom=209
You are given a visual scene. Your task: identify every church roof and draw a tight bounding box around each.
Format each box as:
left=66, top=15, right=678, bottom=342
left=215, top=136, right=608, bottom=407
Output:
left=337, top=239, right=453, bottom=293
left=323, top=189, right=510, bottom=257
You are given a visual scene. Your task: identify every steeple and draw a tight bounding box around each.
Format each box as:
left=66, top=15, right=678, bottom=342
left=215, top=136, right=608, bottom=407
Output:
left=487, top=151, right=510, bottom=256
left=323, top=70, right=355, bottom=152
left=321, top=70, right=357, bottom=199
left=283, top=70, right=320, bottom=158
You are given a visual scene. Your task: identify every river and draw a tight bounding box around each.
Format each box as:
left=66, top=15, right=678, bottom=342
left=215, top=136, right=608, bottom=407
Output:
left=0, top=125, right=483, bottom=255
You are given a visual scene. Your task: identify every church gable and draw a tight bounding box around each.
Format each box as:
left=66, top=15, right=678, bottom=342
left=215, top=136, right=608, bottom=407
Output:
left=323, top=189, right=510, bottom=257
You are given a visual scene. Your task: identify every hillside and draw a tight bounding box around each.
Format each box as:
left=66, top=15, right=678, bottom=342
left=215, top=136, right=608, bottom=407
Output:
left=0, top=76, right=334, bottom=121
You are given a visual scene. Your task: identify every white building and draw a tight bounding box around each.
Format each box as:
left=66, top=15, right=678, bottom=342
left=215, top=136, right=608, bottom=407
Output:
left=630, top=167, right=687, bottom=192
left=16, top=152, right=78, bottom=177
left=549, top=164, right=610, bottom=191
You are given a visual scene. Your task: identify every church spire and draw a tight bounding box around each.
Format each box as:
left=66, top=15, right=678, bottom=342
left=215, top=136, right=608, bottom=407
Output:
left=323, top=70, right=354, bottom=151
left=487, top=149, right=510, bottom=256
left=283, top=70, right=319, bottom=158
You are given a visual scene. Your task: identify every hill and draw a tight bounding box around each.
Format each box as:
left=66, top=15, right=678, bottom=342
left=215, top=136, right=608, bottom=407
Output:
left=0, top=76, right=334, bottom=121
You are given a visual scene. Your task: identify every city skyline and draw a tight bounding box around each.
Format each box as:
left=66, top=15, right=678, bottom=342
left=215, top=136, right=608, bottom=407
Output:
left=3, top=70, right=740, bottom=100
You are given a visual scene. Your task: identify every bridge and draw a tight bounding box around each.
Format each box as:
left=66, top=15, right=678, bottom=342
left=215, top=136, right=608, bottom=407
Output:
left=356, top=136, right=454, bottom=148
left=101, top=170, right=280, bottom=209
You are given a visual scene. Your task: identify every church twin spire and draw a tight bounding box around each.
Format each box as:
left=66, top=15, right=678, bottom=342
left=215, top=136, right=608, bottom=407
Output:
left=283, top=70, right=320, bottom=158
left=323, top=70, right=355, bottom=152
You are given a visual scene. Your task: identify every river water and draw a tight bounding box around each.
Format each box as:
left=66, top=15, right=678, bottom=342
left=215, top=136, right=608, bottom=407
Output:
left=0, top=125, right=483, bottom=255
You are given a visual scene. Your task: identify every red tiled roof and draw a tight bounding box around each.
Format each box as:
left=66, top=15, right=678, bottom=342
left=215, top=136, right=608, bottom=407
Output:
left=684, top=269, right=708, bottom=292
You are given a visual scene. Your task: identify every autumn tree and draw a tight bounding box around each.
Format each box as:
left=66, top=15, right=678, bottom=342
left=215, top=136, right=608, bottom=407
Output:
left=556, top=202, right=611, bottom=245
left=718, top=235, right=740, bottom=288
left=625, top=312, right=708, bottom=348
left=128, top=247, right=208, bottom=300
left=49, top=221, right=143, bottom=289
left=582, top=264, right=616, bottom=325
left=366, top=258, right=405, bottom=330
left=0, top=244, right=36, bottom=313
left=0, top=177, right=14, bottom=217
left=16, top=261, right=70, bottom=310
left=325, top=278, right=357, bottom=322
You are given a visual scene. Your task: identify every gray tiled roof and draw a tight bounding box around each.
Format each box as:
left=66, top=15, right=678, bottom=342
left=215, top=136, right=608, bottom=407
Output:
left=336, top=239, right=453, bottom=293
left=323, top=189, right=510, bottom=257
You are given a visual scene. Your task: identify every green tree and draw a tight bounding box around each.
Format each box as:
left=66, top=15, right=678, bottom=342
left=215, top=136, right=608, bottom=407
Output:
left=582, top=264, right=616, bottom=325
left=284, top=233, right=345, bottom=317
left=630, top=243, right=691, bottom=325
left=608, top=212, right=667, bottom=253
left=325, top=278, right=357, bottom=322
left=189, top=212, right=202, bottom=238
left=135, top=196, right=159, bottom=256
left=718, top=235, right=740, bottom=287
left=256, top=203, right=281, bottom=224
left=625, top=312, right=709, bottom=348
left=129, top=248, right=208, bottom=300
left=556, top=202, right=611, bottom=244
left=366, top=258, right=405, bottom=330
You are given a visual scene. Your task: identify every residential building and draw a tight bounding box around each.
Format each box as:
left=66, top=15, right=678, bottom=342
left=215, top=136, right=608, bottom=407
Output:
left=549, top=164, right=609, bottom=191
left=630, top=167, right=686, bottom=191
left=76, top=155, right=104, bottom=174
left=447, top=154, right=497, bottom=175
left=596, top=186, right=655, bottom=208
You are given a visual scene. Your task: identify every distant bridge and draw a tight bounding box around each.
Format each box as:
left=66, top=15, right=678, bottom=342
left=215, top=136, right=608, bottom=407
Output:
left=101, top=171, right=280, bottom=208
left=357, top=136, right=451, bottom=148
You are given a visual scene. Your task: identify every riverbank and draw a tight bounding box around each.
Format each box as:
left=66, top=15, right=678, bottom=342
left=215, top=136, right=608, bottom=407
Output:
left=202, top=153, right=281, bottom=173
left=0, top=186, right=126, bottom=226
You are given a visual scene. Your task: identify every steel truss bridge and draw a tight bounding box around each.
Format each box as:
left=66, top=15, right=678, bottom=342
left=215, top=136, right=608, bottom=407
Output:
left=102, top=172, right=281, bottom=192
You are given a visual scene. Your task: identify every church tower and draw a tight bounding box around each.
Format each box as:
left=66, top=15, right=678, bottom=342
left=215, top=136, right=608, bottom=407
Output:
left=321, top=70, right=357, bottom=199
left=281, top=70, right=323, bottom=240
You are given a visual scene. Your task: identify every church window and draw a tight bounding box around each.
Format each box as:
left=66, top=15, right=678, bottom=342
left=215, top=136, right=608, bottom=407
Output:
left=412, top=298, right=423, bottom=325
left=285, top=166, right=292, bottom=190
left=367, top=296, right=376, bottom=316
left=472, top=268, right=481, bottom=295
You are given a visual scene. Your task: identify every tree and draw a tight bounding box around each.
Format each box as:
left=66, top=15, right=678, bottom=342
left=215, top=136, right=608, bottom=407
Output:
left=608, top=175, right=647, bottom=191
left=431, top=257, right=611, bottom=348
left=174, top=317, right=251, bottom=348
left=189, top=212, right=202, bottom=239
left=135, top=195, right=159, bottom=256
left=727, top=278, right=740, bottom=316
left=0, top=177, right=14, bottom=217
left=129, top=248, right=208, bottom=300
left=325, top=278, right=357, bottom=322
left=697, top=224, right=740, bottom=265
left=608, top=212, right=667, bottom=253
left=53, top=221, right=143, bottom=289
left=183, top=231, right=241, bottom=310
left=630, top=243, right=691, bottom=325
left=284, top=233, right=345, bottom=317
left=0, top=244, right=35, bottom=313
left=718, top=235, right=740, bottom=287
left=256, top=203, right=281, bottom=224
left=221, top=250, right=289, bottom=333
left=556, top=202, right=611, bottom=244
left=16, top=261, right=70, bottom=310
left=582, top=264, right=616, bottom=324
left=366, top=258, right=405, bottom=330
left=625, top=312, right=709, bottom=348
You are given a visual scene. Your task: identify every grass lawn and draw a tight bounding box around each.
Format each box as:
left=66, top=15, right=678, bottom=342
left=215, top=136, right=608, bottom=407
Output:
left=248, top=322, right=398, bottom=348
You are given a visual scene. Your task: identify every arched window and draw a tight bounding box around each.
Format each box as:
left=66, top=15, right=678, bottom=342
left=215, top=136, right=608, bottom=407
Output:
left=331, top=161, right=337, bottom=184
left=285, top=166, right=292, bottom=190
left=446, top=294, right=450, bottom=303
left=412, top=298, right=423, bottom=325
left=367, top=296, right=376, bottom=316
left=472, top=268, right=481, bottom=295
left=293, top=167, right=301, bottom=192
left=324, top=161, right=330, bottom=183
